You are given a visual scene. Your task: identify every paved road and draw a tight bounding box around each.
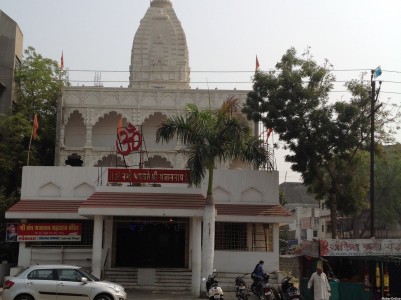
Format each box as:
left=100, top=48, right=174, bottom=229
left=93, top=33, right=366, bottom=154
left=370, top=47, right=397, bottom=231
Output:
left=0, top=288, right=241, bottom=300
left=126, top=290, right=239, bottom=299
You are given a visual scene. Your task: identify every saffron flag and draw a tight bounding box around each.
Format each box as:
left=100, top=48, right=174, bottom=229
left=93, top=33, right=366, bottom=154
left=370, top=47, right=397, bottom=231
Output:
left=60, top=51, right=64, bottom=70
left=33, top=114, right=39, bottom=140
left=373, top=66, right=382, bottom=78
left=255, top=55, right=260, bottom=71
left=266, top=128, right=273, bottom=141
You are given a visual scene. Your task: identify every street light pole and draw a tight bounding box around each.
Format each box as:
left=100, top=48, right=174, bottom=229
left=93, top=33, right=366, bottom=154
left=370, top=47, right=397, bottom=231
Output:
left=370, top=70, right=375, bottom=238
left=370, top=68, right=382, bottom=238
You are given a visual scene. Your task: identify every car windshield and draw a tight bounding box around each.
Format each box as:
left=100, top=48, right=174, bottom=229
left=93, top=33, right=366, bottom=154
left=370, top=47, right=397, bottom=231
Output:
left=79, top=267, right=99, bottom=281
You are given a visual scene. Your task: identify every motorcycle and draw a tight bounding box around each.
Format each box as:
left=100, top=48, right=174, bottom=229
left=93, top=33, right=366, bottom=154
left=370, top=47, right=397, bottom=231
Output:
left=204, top=273, right=224, bottom=299
left=235, top=273, right=250, bottom=300
left=279, top=275, right=301, bottom=300
left=251, top=273, right=277, bottom=300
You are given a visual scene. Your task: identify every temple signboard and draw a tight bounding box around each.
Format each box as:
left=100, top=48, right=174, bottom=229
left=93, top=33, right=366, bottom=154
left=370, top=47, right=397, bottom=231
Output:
left=320, top=239, right=401, bottom=256
left=108, top=168, right=190, bottom=184
left=14, top=223, right=82, bottom=242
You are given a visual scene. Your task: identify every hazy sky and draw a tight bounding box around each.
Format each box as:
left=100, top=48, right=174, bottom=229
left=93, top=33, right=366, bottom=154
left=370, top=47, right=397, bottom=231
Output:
left=2, top=0, right=401, bottom=183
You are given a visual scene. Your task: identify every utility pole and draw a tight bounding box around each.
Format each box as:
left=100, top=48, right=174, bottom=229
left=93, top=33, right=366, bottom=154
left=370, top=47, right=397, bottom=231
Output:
left=370, top=68, right=382, bottom=238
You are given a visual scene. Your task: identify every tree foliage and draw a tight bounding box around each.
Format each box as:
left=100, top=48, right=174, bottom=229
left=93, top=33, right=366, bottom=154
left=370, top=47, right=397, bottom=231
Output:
left=0, top=47, right=64, bottom=262
left=13, top=46, right=64, bottom=166
left=243, top=47, right=397, bottom=238
left=156, top=96, right=269, bottom=195
left=374, top=144, right=401, bottom=227
left=0, top=189, right=19, bottom=262
left=0, top=46, right=64, bottom=195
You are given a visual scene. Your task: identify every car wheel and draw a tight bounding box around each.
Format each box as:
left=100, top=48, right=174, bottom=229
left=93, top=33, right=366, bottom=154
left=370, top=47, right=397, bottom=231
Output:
left=94, top=294, right=113, bottom=300
left=15, top=295, right=34, bottom=300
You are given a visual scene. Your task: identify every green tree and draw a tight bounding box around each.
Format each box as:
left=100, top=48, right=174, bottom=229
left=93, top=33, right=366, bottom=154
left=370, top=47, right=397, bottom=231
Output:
left=242, top=47, right=395, bottom=238
left=0, top=46, right=63, bottom=194
left=374, top=144, right=401, bottom=228
left=0, top=47, right=64, bottom=262
left=156, top=96, right=269, bottom=289
left=0, top=188, right=19, bottom=262
left=13, top=46, right=64, bottom=166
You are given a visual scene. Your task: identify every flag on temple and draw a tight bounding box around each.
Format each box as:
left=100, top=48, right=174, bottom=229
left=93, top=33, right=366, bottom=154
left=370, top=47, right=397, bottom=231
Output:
left=256, top=55, right=260, bottom=71
left=60, top=51, right=64, bottom=70
left=266, top=128, right=273, bottom=141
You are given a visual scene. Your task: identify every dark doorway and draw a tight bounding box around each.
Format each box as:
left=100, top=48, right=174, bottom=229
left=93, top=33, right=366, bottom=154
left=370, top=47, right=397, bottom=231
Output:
left=115, top=218, right=187, bottom=268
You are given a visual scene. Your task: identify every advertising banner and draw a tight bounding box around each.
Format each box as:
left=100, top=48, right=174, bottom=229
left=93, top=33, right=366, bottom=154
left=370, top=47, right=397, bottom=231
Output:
left=320, top=239, right=401, bottom=256
left=16, top=223, right=82, bottom=242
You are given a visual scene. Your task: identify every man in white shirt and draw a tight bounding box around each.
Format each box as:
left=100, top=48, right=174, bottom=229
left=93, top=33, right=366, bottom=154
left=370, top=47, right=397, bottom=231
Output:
left=307, top=266, right=331, bottom=300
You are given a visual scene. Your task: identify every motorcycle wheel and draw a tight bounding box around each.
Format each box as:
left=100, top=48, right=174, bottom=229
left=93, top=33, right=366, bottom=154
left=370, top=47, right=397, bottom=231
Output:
left=266, top=292, right=277, bottom=300
left=251, top=284, right=258, bottom=296
left=271, top=287, right=280, bottom=300
left=237, top=291, right=247, bottom=300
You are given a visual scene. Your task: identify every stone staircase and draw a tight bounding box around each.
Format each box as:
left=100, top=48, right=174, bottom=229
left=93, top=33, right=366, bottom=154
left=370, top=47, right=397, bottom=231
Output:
left=103, top=268, right=192, bottom=293
left=103, top=268, right=279, bottom=294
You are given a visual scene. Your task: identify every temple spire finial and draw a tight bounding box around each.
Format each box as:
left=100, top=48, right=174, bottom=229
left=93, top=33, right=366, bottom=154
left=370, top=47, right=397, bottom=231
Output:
left=150, top=0, right=172, bottom=8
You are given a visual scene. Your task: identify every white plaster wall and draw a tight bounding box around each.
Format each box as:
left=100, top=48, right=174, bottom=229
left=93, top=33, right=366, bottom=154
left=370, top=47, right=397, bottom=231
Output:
left=214, top=251, right=279, bottom=273
left=214, top=224, right=280, bottom=273
left=20, top=166, right=100, bottom=199
left=18, top=243, right=31, bottom=266
left=20, top=167, right=279, bottom=206
left=212, top=169, right=279, bottom=204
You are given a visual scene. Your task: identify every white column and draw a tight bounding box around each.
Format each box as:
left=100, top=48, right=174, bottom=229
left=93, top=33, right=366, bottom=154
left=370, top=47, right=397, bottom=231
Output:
left=201, top=200, right=216, bottom=294
left=92, top=215, right=103, bottom=278
left=84, top=125, right=93, bottom=149
left=103, top=217, right=113, bottom=269
left=18, top=218, right=30, bottom=266
left=191, top=216, right=202, bottom=296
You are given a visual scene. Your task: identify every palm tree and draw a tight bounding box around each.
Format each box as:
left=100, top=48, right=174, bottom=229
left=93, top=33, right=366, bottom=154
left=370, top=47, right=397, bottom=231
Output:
left=156, top=96, right=269, bottom=291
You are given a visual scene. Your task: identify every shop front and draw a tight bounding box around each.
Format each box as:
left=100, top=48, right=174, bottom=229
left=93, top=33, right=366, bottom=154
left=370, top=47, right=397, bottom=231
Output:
left=300, top=239, right=401, bottom=299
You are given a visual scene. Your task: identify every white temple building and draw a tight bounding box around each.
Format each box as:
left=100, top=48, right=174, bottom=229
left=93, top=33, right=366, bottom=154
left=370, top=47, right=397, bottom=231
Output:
left=6, top=0, right=292, bottom=295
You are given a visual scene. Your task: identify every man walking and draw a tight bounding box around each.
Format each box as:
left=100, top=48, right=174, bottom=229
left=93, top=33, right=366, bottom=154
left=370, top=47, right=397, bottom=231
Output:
left=308, top=265, right=331, bottom=300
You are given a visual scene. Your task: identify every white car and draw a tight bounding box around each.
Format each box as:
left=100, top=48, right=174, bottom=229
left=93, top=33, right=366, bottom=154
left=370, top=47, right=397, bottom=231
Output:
left=2, top=264, right=127, bottom=300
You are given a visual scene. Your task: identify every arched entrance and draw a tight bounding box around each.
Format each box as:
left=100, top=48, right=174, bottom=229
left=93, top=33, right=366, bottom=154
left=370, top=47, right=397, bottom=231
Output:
left=113, top=217, right=189, bottom=268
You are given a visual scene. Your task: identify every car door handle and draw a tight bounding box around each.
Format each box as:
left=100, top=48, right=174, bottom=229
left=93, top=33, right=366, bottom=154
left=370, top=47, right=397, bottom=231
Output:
left=27, top=281, right=34, bottom=285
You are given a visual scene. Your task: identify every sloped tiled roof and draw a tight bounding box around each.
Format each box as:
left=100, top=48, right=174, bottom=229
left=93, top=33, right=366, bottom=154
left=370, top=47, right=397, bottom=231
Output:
left=215, top=204, right=292, bottom=217
left=80, top=192, right=206, bottom=210
left=6, top=193, right=291, bottom=218
left=7, top=200, right=84, bottom=213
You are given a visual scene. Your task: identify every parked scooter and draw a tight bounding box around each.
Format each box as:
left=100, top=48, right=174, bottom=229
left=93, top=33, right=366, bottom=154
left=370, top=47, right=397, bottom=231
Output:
left=251, top=273, right=277, bottom=300
left=204, top=273, right=224, bottom=299
left=235, top=273, right=250, bottom=300
left=279, top=275, right=302, bottom=300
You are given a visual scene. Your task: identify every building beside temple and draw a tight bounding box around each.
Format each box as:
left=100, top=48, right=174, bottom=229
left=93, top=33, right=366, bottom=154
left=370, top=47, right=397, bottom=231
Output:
left=6, top=0, right=292, bottom=295
left=0, top=10, right=23, bottom=115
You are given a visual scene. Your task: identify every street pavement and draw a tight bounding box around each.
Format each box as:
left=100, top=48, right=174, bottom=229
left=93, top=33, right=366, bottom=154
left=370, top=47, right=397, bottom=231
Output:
left=125, top=290, right=239, bottom=299
left=0, top=288, right=241, bottom=300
